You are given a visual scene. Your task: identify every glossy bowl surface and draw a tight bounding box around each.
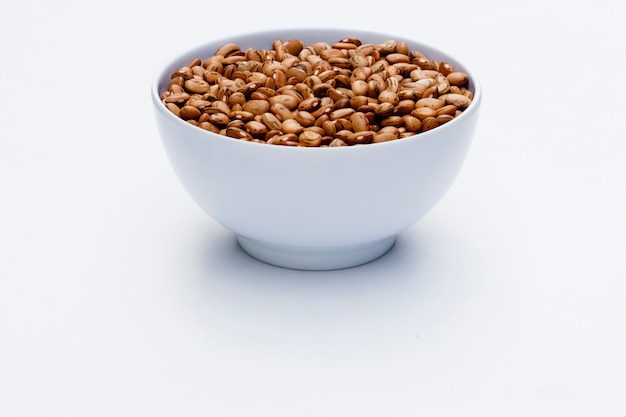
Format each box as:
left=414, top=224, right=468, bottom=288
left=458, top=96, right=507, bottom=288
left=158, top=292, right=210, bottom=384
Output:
left=152, top=29, right=482, bottom=270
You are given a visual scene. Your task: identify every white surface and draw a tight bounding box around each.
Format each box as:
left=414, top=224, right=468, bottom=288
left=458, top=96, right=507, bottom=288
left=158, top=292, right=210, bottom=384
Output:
left=1, top=1, right=625, bottom=416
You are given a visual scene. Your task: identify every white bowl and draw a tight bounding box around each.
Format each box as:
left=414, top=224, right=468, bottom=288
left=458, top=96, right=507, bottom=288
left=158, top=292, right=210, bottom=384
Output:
left=151, top=29, right=482, bottom=270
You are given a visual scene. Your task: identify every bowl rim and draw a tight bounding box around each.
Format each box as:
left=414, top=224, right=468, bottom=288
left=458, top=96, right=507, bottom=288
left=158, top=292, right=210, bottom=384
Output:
left=151, top=28, right=482, bottom=152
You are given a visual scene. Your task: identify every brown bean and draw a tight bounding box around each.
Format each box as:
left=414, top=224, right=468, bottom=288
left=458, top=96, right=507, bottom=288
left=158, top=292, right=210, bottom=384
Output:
left=378, top=126, right=399, bottom=135
left=402, top=115, right=422, bottom=132
left=298, top=97, right=321, bottom=112
left=183, top=78, right=210, bottom=94
left=438, top=62, right=455, bottom=76
left=442, top=93, right=472, bottom=109
left=245, top=121, right=268, bottom=137
left=334, top=118, right=352, bottom=131
left=332, top=41, right=359, bottom=50
left=211, top=101, right=231, bottom=114
left=312, top=83, right=333, bottom=97
left=299, top=130, right=323, bottom=147
left=329, top=108, right=355, bottom=120
left=165, top=102, right=180, bottom=117
left=168, top=76, right=184, bottom=88
left=311, top=103, right=334, bottom=119
left=328, top=87, right=349, bottom=102
left=227, top=120, right=245, bottom=130
left=386, top=53, right=411, bottom=64
left=328, top=57, right=352, bottom=69
left=225, top=126, right=252, bottom=140
left=333, top=130, right=353, bottom=142
left=412, top=106, right=437, bottom=120
left=179, top=106, right=201, bottom=120
left=322, top=119, right=337, bottom=136
left=267, top=133, right=298, bottom=145
left=421, top=117, right=439, bottom=132
left=169, top=84, right=184, bottom=94
left=446, top=72, right=469, bottom=86
left=320, top=49, right=346, bottom=60
left=378, top=90, right=399, bottom=106
left=199, top=121, right=220, bottom=133
left=346, top=131, right=375, bottom=145
left=215, top=43, right=240, bottom=57
left=280, top=88, right=304, bottom=102
left=283, top=39, right=305, bottom=55
left=436, top=114, right=455, bottom=125
left=436, top=104, right=458, bottom=116
left=415, top=98, right=445, bottom=110
left=349, top=95, right=369, bottom=110
left=374, top=102, right=395, bottom=117
left=242, top=99, right=270, bottom=115
left=328, top=138, right=348, bottom=147
left=163, top=37, right=474, bottom=146
left=350, top=79, right=369, bottom=96
left=270, top=102, right=293, bottom=121
left=173, top=66, right=194, bottom=80
left=421, top=85, right=438, bottom=99
left=163, top=92, right=190, bottom=104
left=350, top=112, right=370, bottom=132
left=436, top=73, right=450, bottom=95
left=230, top=111, right=255, bottom=122
left=281, top=119, right=303, bottom=134
left=380, top=116, right=404, bottom=127
left=294, top=110, right=316, bottom=127
left=269, top=94, right=299, bottom=110
left=209, top=113, right=230, bottom=126
left=373, top=132, right=398, bottom=143
left=395, top=99, right=415, bottom=115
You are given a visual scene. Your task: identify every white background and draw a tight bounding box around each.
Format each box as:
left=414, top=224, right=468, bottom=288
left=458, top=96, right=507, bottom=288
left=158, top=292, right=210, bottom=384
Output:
left=1, top=1, right=625, bottom=416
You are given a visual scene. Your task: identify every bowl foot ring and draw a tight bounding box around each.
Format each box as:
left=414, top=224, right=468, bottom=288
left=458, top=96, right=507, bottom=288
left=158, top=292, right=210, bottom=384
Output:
left=236, top=235, right=396, bottom=271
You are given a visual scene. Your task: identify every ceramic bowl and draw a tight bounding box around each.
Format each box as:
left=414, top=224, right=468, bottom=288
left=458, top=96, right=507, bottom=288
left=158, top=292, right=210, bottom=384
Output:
left=151, top=29, right=482, bottom=270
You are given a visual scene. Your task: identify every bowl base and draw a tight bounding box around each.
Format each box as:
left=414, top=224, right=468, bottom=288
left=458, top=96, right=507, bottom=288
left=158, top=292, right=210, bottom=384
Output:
left=236, top=235, right=396, bottom=271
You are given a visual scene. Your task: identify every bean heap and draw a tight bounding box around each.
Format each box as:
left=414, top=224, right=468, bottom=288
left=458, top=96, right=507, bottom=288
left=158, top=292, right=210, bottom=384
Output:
left=161, top=38, right=473, bottom=146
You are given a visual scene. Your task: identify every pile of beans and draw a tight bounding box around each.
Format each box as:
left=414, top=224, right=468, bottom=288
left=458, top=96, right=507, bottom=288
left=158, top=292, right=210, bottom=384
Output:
left=160, top=38, right=473, bottom=146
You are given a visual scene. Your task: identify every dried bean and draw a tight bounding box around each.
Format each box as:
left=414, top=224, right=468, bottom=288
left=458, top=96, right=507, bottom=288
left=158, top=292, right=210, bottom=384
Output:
left=209, top=113, right=230, bottom=126
left=165, top=102, right=180, bottom=117
left=421, top=117, right=439, bottom=132
left=230, top=111, right=255, bottom=122
left=298, top=97, right=320, bottom=112
left=350, top=112, right=370, bottom=132
left=436, top=114, right=454, bottom=125
left=179, top=106, right=201, bottom=120
left=329, top=108, right=355, bottom=120
left=436, top=104, right=458, bottom=116
left=329, top=138, right=348, bottom=147
left=270, top=102, right=293, bottom=121
left=162, top=37, right=474, bottom=145
left=403, top=115, right=422, bottom=132
left=299, top=130, right=323, bottom=147
left=294, top=110, right=316, bottom=126
left=373, top=132, right=398, bottom=143
left=184, top=78, right=211, bottom=94
left=281, top=119, right=303, bottom=135
left=245, top=121, right=268, bottom=137
left=225, top=126, right=252, bottom=140
left=412, top=107, right=437, bottom=120
left=442, top=93, right=472, bottom=109
left=446, top=72, right=468, bottom=86
left=242, top=99, right=270, bottom=115
left=415, top=98, right=445, bottom=110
